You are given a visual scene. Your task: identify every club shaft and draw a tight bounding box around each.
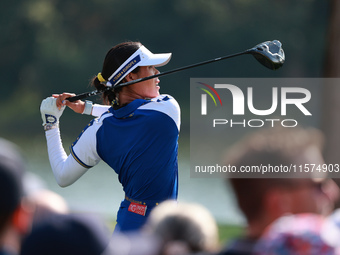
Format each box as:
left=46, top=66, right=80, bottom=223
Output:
left=67, top=50, right=247, bottom=102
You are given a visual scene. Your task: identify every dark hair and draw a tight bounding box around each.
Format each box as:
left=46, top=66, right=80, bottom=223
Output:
left=92, top=41, right=142, bottom=105
left=0, top=138, right=25, bottom=234
left=21, top=213, right=110, bottom=255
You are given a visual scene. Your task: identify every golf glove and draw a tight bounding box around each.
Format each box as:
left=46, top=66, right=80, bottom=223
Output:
left=40, top=97, right=65, bottom=131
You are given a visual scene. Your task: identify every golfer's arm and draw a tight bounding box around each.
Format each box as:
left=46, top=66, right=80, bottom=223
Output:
left=91, top=104, right=110, bottom=117
left=45, top=128, right=88, bottom=187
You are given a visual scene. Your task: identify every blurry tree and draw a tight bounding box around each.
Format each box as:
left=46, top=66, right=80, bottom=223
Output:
left=0, top=0, right=330, bottom=140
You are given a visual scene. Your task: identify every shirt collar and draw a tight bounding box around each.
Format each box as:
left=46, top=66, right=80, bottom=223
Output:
left=109, top=99, right=149, bottom=118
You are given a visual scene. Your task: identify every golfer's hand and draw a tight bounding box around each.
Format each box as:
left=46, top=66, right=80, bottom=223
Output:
left=53, top=93, right=85, bottom=114
left=40, top=97, right=66, bottom=129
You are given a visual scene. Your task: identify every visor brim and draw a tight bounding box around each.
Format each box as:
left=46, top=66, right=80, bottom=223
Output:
left=139, top=46, right=172, bottom=67
left=107, top=45, right=172, bottom=87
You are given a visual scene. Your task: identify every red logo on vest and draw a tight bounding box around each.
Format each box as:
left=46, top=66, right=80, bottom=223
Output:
left=128, top=202, right=147, bottom=216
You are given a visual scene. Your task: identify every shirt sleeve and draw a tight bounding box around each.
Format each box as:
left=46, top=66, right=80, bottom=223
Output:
left=45, top=128, right=90, bottom=187
left=92, top=104, right=110, bottom=117
left=69, top=119, right=102, bottom=168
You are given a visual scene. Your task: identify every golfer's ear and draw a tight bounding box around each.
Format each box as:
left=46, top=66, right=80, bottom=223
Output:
left=125, top=73, right=135, bottom=82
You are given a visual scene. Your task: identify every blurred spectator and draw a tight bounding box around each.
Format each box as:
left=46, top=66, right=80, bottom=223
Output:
left=107, top=230, right=161, bottom=255
left=218, top=127, right=339, bottom=255
left=108, top=200, right=219, bottom=255
left=22, top=172, right=69, bottom=223
left=20, top=169, right=111, bottom=255
left=27, top=189, right=69, bottom=224
left=253, top=213, right=337, bottom=255
left=20, top=213, right=111, bottom=255
left=0, top=139, right=110, bottom=255
left=145, top=200, right=219, bottom=255
left=320, top=208, right=340, bottom=251
left=0, top=138, right=34, bottom=255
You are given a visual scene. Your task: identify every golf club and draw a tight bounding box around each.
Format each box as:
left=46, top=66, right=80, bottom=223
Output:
left=67, top=40, right=285, bottom=102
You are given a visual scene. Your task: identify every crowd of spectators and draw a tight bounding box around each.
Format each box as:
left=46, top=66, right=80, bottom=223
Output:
left=2, top=127, right=340, bottom=254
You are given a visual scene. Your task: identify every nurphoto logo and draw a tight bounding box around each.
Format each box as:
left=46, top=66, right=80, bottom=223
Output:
left=190, top=78, right=330, bottom=178
left=197, top=81, right=312, bottom=128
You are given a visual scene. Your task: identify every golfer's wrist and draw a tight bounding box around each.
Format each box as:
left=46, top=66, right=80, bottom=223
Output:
left=44, top=123, right=59, bottom=131
left=82, top=100, right=93, bottom=115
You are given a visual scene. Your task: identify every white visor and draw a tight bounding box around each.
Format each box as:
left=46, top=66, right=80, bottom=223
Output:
left=107, top=45, right=172, bottom=87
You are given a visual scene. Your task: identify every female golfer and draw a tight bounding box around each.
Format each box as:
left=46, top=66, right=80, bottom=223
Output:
left=40, top=42, right=180, bottom=232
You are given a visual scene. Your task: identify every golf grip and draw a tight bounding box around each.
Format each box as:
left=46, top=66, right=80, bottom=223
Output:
left=67, top=90, right=102, bottom=102
left=66, top=51, right=247, bottom=102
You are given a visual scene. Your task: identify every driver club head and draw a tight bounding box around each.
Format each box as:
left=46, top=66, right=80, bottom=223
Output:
left=247, top=40, right=285, bottom=70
